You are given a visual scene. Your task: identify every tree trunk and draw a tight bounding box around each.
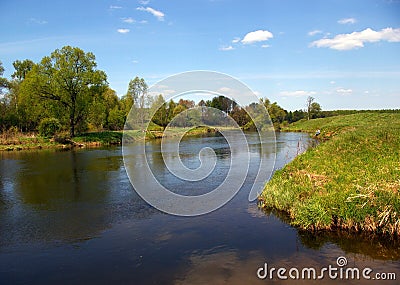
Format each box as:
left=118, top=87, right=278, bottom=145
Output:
left=70, top=100, right=76, bottom=137
left=70, top=116, right=75, bottom=137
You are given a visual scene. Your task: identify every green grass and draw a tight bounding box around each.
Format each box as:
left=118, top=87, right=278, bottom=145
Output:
left=73, top=131, right=123, bottom=145
left=0, top=133, right=58, bottom=151
left=259, top=113, right=400, bottom=236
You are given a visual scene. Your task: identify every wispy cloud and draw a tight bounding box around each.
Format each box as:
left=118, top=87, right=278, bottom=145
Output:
left=338, top=17, right=357, bottom=24
left=279, top=90, right=317, bottom=97
left=122, top=17, right=135, bottom=23
left=310, top=27, right=400, bottom=50
left=28, top=18, right=48, bottom=25
left=232, top=37, right=240, bottom=43
left=219, top=45, right=234, bottom=51
left=336, top=88, right=353, bottom=95
left=241, top=30, right=273, bottom=44
left=261, top=44, right=270, bottom=48
left=138, top=0, right=150, bottom=4
left=137, top=6, right=165, bottom=21
left=110, top=5, right=122, bottom=9
left=308, top=30, right=323, bottom=36
left=117, top=28, right=130, bottom=34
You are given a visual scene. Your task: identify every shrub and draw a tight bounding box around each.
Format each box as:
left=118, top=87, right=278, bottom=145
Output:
left=38, top=118, right=61, bottom=137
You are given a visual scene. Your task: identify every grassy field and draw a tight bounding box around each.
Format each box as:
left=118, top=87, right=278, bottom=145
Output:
left=259, top=113, right=400, bottom=236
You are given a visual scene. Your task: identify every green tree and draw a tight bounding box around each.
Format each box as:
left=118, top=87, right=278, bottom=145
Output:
left=171, top=104, right=187, bottom=127
left=108, top=106, right=126, bottom=130
left=209, top=96, right=235, bottom=113
left=306, top=96, right=314, bottom=120
left=268, top=102, right=287, bottom=124
left=0, top=61, right=9, bottom=130
left=21, top=46, right=108, bottom=137
left=310, top=102, right=322, bottom=119
left=0, top=61, right=8, bottom=91
left=260, top=97, right=287, bottom=130
left=12, top=59, right=35, bottom=81
left=87, top=87, right=120, bottom=131
left=102, top=88, right=120, bottom=129
left=151, top=94, right=169, bottom=129
left=127, top=76, right=148, bottom=127
left=167, top=100, right=177, bottom=121
left=230, top=106, right=250, bottom=127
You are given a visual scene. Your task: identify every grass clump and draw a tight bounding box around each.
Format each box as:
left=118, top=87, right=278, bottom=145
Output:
left=73, top=131, right=123, bottom=146
left=259, top=113, right=400, bottom=236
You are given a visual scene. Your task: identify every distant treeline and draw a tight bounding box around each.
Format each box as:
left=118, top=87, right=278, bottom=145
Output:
left=1, top=46, right=398, bottom=137
left=320, top=109, right=400, bottom=116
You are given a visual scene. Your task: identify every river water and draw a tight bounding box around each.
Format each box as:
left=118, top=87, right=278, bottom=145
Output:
left=0, top=132, right=399, bottom=284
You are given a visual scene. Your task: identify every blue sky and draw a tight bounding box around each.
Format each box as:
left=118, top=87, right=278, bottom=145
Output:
left=0, top=0, right=399, bottom=110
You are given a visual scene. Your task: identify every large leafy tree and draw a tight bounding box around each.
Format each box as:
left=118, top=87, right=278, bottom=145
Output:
left=21, top=46, right=108, bottom=137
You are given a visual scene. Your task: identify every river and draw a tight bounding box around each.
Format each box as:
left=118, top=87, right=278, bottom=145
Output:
left=0, top=132, right=399, bottom=284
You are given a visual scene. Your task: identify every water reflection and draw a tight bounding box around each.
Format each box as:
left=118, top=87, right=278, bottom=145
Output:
left=0, top=148, right=157, bottom=246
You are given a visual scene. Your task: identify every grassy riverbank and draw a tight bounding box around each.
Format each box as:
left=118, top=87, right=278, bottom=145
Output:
left=0, top=126, right=217, bottom=151
left=259, top=113, right=400, bottom=236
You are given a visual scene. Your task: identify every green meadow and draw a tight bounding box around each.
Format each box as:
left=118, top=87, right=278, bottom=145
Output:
left=259, top=112, right=400, bottom=236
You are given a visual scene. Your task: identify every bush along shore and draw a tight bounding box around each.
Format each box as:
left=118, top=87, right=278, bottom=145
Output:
left=258, top=112, right=400, bottom=237
left=0, top=126, right=218, bottom=151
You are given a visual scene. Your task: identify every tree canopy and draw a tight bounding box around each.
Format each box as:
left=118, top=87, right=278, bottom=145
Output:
left=21, top=46, right=108, bottom=136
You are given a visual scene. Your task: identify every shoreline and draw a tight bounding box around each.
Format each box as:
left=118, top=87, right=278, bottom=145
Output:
left=258, top=112, right=400, bottom=237
left=0, top=126, right=218, bottom=152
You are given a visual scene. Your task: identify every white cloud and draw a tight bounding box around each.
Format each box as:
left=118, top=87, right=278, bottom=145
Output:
left=330, top=81, right=336, bottom=84
left=137, top=6, right=165, bottom=21
left=219, top=45, right=234, bottom=51
left=117, top=28, right=130, bottom=34
left=218, top=87, right=233, bottom=93
left=232, top=37, right=240, bottom=43
left=110, top=5, right=122, bottom=9
left=253, top=91, right=262, bottom=98
left=241, top=30, right=273, bottom=44
left=29, top=18, right=47, bottom=25
left=122, top=17, right=135, bottom=23
left=336, top=88, right=353, bottom=95
left=338, top=17, right=357, bottom=24
left=308, top=30, right=323, bottom=36
left=310, top=27, right=400, bottom=50
left=261, top=44, right=270, bottom=48
left=279, top=90, right=317, bottom=97
left=139, top=0, right=150, bottom=4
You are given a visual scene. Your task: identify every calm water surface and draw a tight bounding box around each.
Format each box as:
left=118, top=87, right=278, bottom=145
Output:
left=0, top=132, right=399, bottom=284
